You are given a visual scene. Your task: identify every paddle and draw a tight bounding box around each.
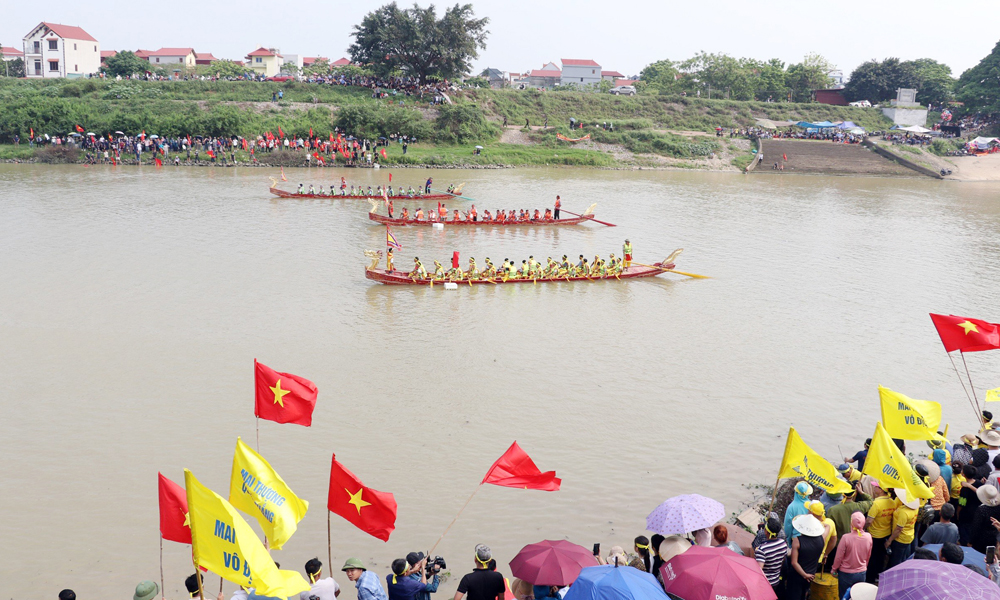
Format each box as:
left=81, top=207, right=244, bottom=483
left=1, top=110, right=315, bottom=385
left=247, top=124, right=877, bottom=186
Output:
left=430, top=187, right=476, bottom=202
left=555, top=208, right=616, bottom=227
left=631, top=261, right=710, bottom=279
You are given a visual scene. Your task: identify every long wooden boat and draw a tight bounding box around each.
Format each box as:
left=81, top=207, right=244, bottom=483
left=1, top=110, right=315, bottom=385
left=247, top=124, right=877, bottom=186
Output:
left=269, top=187, right=456, bottom=200
left=364, top=250, right=684, bottom=286
left=368, top=211, right=600, bottom=227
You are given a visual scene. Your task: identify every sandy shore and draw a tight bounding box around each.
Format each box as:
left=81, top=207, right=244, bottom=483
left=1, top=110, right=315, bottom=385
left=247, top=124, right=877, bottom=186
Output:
left=946, top=153, right=1000, bottom=182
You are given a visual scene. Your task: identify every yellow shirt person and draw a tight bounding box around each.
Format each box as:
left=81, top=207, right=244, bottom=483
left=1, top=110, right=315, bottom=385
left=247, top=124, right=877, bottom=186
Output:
left=867, top=495, right=896, bottom=539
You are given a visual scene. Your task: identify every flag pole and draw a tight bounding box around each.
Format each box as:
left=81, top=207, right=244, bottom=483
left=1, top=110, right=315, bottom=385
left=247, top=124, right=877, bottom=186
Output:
left=947, top=351, right=982, bottom=423
left=960, top=352, right=983, bottom=417
left=160, top=535, right=165, bottom=600
left=256, top=417, right=260, bottom=453
left=193, top=556, right=205, bottom=600
left=429, top=485, right=481, bottom=554
left=327, top=511, right=333, bottom=573
left=219, top=576, right=224, bottom=594
left=766, top=473, right=782, bottom=513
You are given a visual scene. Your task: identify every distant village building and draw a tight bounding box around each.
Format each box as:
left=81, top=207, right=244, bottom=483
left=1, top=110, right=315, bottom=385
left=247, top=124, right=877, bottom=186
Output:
left=813, top=89, right=847, bottom=106
left=2, top=46, right=24, bottom=61
left=195, top=53, right=218, bottom=66
left=135, top=49, right=152, bottom=61
left=303, top=57, right=329, bottom=69
left=601, top=70, right=624, bottom=83
left=560, top=59, right=601, bottom=88
left=331, top=57, right=352, bottom=67
left=245, top=47, right=284, bottom=77
left=22, top=22, right=100, bottom=78
left=100, top=50, right=117, bottom=65
left=281, top=54, right=304, bottom=71
left=479, top=67, right=505, bottom=88
left=146, top=48, right=198, bottom=73
left=527, top=62, right=561, bottom=88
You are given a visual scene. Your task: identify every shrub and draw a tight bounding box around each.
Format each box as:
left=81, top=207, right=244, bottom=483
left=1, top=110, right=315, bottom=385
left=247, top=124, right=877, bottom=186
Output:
left=36, top=146, right=81, bottom=163
left=434, top=104, right=500, bottom=143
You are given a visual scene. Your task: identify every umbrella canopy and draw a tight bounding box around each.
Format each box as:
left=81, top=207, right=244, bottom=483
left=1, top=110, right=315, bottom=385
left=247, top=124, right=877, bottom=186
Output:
left=660, top=547, right=776, bottom=600
left=149, top=134, right=160, bottom=139
left=755, top=118, right=778, bottom=129
left=115, top=131, right=125, bottom=134
left=877, top=559, right=1000, bottom=600
left=509, top=540, right=599, bottom=586
left=563, top=565, right=669, bottom=600
left=646, top=494, right=725, bottom=535
left=921, top=544, right=987, bottom=568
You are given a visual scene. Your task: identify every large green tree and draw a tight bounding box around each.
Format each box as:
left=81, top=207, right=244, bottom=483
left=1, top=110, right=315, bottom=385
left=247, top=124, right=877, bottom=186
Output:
left=902, top=58, right=954, bottom=107
left=955, top=40, right=1000, bottom=113
left=102, top=51, right=149, bottom=78
left=843, top=58, right=918, bottom=104
left=785, top=53, right=834, bottom=102
left=2, top=57, right=25, bottom=77
left=640, top=59, right=681, bottom=92
left=349, top=2, right=489, bottom=84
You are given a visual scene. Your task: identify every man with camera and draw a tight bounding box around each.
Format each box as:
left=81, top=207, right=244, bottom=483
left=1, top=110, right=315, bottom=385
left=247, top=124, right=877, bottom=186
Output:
left=405, top=552, right=442, bottom=600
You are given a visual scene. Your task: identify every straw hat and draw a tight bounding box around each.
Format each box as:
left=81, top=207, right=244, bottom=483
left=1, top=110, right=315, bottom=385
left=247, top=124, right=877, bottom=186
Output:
left=849, top=582, right=878, bottom=600
left=915, top=459, right=941, bottom=483
left=792, top=514, right=824, bottom=537
left=894, top=488, right=919, bottom=510
left=658, top=535, right=692, bottom=563
left=606, top=545, right=628, bottom=567
left=982, top=430, right=1000, bottom=447
left=961, top=434, right=980, bottom=446
left=978, top=484, right=1000, bottom=507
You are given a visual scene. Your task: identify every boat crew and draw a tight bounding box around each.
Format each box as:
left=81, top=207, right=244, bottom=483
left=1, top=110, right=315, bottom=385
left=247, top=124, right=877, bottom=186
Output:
left=453, top=209, right=462, bottom=222
left=401, top=207, right=409, bottom=220
left=415, top=207, right=424, bottom=220
left=528, top=256, right=539, bottom=272
left=468, top=258, right=479, bottom=279
left=469, top=205, right=478, bottom=222
left=533, top=209, right=541, bottom=220
left=544, top=208, right=552, bottom=220
left=623, top=239, right=633, bottom=268
left=429, top=209, right=439, bottom=222
left=386, top=248, right=394, bottom=272
left=410, top=257, right=427, bottom=280
left=367, top=186, right=374, bottom=196
left=433, top=261, right=445, bottom=279
left=559, top=255, right=571, bottom=275
left=554, top=196, right=561, bottom=219
left=318, top=186, right=325, bottom=195
left=482, top=210, right=492, bottom=222
left=439, top=204, right=447, bottom=220
left=349, top=185, right=356, bottom=196
left=307, top=185, right=314, bottom=195
left=388, top=199, right=394, bottom=218
left=407, top=186, right=416, bottom=197
left=388, top=185, right=394, bottom=197
left=298, top=183, right=304, bottom=194
left=482, top=259, right=496, bottom=278
left=426, top=177, right=433, bottom=194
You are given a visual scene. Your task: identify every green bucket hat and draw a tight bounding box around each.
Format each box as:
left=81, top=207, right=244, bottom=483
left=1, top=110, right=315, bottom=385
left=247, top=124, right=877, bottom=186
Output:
left=342, top=557, right=366, bottom=571
left=134, top=581, right=159, bottom=600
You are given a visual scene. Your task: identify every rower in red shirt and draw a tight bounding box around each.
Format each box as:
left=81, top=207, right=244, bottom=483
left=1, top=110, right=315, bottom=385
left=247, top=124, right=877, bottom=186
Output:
left=388, top=199, right=394, bottom=218
left=439, top=204, right=447, bottom=220
left=554, top=195, right=561, bottom=219
left=469, top=205, right=478, bottom=222
left=533, top=209, right=541, bottom=220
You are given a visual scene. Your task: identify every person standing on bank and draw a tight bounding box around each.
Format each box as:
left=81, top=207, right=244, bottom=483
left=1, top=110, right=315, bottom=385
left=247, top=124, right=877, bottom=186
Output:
left=786, top=514, right=825, bottom=600
left=454, top=545, right=505, bottom=600
left=343, top=558, right=389, bottom=600
left=301, top=558, right=341, bottom=600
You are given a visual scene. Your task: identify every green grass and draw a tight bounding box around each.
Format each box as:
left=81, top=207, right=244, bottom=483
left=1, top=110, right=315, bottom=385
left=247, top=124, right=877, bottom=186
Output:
left=0, top=144, right=35, bottom=160
left=380, top=143, right=618, bottom=167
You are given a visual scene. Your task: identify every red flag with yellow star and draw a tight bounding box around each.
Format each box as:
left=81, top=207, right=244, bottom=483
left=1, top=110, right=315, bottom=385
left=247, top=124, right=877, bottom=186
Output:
left=327, top=454, right=397, bottom=541
left=929, top=313, right=1000, bottom=353
left=158, top=472, right=191, bottom=544
left=254, top=360, right=318, bottom=426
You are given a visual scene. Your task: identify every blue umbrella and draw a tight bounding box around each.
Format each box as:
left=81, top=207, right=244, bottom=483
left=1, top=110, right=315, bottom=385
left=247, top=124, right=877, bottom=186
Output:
left=563, top=565, right=669, bottom=600
left=921, top=543, right=987, bottom=568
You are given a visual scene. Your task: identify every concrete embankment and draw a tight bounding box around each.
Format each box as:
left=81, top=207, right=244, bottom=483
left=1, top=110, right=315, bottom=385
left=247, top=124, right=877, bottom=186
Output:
left=756, top=139, right=919, bottom=177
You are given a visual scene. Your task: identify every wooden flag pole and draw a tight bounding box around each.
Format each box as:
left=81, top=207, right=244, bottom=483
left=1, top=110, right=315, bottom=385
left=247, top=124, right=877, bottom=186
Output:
left=327, top=511, right=333, bottom=573
left=766, top=472, right=782, bottom=513
left=160, top=535, right=165, bottom=600
left=428, top=485, right=481, bottom=555
left=193, top=557, right=205, bottom=600
left=219, top=576, right=224, bottom=595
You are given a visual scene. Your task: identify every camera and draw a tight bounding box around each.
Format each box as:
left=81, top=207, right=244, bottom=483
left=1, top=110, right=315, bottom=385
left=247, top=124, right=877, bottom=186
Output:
left=425, top=555, right=446, bottom=577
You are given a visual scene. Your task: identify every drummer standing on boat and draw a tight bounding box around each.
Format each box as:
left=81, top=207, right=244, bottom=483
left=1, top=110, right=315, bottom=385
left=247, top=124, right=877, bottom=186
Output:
left=554, top=196, right=561, bottom=220
left=425, top=177, right=433, bottom=194
left=623, top=239, right=633, bottom=268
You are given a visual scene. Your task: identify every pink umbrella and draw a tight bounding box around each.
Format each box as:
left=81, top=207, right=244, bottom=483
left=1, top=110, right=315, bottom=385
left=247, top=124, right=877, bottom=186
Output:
left=660, top=546, right=776, bottom=600
left=509, top=540, right=600, bottom=587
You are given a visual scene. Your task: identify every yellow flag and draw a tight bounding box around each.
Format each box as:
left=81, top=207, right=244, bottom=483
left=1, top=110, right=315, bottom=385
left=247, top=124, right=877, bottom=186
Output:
left=878, top=386, right=946, bottom=442
left=185, top=469, right=310, bottom=598
left=986, top=388, right=1000, bottom=403
left=229, top=438, right=308, bottom=551
left=861, top=422, right=934, bottom=500
left=778, top=427, right=853, bottom=494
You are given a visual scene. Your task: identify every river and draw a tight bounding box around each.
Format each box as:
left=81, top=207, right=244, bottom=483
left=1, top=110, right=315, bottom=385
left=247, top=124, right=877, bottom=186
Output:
left=1, top=164, right=999, bottom=598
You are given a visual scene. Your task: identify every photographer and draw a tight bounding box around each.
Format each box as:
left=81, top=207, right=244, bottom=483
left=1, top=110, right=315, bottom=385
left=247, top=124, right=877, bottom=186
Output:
left=386, top=558, right=428, bottom=600
left=406, top=552, right=441, bottom=600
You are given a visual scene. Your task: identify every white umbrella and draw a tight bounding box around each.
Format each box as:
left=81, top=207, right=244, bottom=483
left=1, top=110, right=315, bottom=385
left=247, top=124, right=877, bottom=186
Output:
left=115, top=131, right=125, bottom=135
left=475, top=145, right=484, bottom=149
left=149, top=134, right=160, bottom=139
left=86, top=132, right=95, bottom=136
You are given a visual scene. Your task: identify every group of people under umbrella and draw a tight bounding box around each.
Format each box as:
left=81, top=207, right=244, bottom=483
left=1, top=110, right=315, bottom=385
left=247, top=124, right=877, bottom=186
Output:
left=498, top=493, right=1000, bottom=600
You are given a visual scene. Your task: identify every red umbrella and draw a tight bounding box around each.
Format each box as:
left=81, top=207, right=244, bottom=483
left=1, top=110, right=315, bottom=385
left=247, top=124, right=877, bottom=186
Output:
left=660, top=546, right=776, bottom=600
left=509, top=540, right=599, bottom=587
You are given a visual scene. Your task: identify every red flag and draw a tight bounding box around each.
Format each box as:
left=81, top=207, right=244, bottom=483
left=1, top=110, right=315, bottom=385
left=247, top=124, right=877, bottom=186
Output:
left=380, top=148, right=387, bottom=159
left=929, top=314, right=1000, bottom=353
left=30, top=128, right=34, bottom=139
left=329, top=133, right=334, bottom=143
left=155, top=157, right=162, bottom=167
left=313, top=152, right=325, bottom=165
left=75, top=124, right=84, bottom=133
left=206, top=150, right=215, bottom=159
left=278, top=126, right=284, bottom=138
left=389, top=173, right=392, bottom=183
left=158, top=472, right=191, bottom=544
left=309, top=127, right=313, bottom=138
left=254, top=359, right=317, bottom=426
left=782, top=153, right=787, bottom=161
left=327, top=454, right=397, bottom=542
left=482, top=441, right=561, bottom=491
left=141, top=130, right=146, bottom=141
left=186, top=135, right=192, bottom=146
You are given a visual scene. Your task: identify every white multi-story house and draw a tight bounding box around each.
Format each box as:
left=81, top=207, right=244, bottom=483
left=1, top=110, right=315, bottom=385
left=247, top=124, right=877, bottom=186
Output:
left=146, top=48, right=197, bottom=72
left=560, top=59, right=602, bottom=88
left=22, top=22, right=100, bottom=78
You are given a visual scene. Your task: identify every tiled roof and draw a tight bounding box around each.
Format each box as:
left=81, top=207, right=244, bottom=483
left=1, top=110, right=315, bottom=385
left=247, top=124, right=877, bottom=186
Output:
left=601, top=70, right=624, bottom=77
left=303, top=56, right=328, bottom=65
left=247, top=47, right=279, bottom=57
left=561, top=59, right=600, bottom=67
left=135, top=49, right=152, bottom=58
left=195, top=53, right=218, bottom=62
left=332, top=57, right=351, bottom=66
left=41, top=22, right=97, bottom=42
left=148, top=48, right=195, bottom=57
left=2, top=46, right=24, bottom=57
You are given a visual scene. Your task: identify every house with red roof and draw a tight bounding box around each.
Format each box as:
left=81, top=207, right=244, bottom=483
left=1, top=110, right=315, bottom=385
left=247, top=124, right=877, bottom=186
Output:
left=135, top=49, right=152, bottom=60
left=560, top=58, right=601, bottom=88
left=22, top=22, right=100, bottom=78
left=99, top=50, right=117, bottom=65
left=332, top=57, right=352, bottom=67
left=601, top=70, right=625, bottom=82
left=147, top=48, right=198, bottom=71
left=527, top=62, right=561, bottom=88
left=195, top=53, right=218, bottom=66
left=245, top=47, right=284, bottom=77
left=2, top=46, right=24, bottom=62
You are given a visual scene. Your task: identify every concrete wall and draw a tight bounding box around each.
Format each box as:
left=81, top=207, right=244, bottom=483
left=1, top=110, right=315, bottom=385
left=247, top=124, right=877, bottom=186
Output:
left=881, top=107, right=928, bottom=127
left=862, top=140, right=942, bottom=179
left=561, top=65, right=601, bottom=88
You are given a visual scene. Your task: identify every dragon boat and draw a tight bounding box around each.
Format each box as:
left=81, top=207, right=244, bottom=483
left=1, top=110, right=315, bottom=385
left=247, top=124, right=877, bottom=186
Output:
left=367, top=203, right=606, bottom=227
left=364, top=250, right=684, bottom=286
left=267, top=178, right=463, bottom=201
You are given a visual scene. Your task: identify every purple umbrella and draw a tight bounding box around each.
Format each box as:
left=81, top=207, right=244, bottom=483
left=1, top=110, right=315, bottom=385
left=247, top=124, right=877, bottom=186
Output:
left=646, top=494, right=725, bottom=535
left=877, top=559, right=1000, bottom=600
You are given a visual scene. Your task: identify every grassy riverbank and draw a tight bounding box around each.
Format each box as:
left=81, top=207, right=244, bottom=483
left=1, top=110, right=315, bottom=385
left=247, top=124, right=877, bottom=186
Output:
left=0, top=78, right=902, bottom=169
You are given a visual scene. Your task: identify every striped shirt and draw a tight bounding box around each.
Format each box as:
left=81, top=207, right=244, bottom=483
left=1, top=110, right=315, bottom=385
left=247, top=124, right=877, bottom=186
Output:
left=755, top=537, right=787, bottom=585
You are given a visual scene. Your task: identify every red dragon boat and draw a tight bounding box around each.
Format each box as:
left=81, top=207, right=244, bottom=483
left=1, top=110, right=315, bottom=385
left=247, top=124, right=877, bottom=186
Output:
left=368, top=211, right=604, bottom=227
left=364, top=250, right=684, bottom=286
left=268, top=187, right=457, bottom=201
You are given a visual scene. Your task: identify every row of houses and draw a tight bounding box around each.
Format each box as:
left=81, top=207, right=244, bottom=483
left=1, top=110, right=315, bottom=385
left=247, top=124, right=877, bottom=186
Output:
left=0, top=21, right=351, bottom=78
left=481, top=59, right=635, bottom=90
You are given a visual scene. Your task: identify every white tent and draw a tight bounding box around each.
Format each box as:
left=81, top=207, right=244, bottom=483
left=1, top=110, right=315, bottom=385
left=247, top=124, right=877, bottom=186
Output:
left=969, top=136, right=998, bottom=150
left=896, top=125, right=932, bottom=133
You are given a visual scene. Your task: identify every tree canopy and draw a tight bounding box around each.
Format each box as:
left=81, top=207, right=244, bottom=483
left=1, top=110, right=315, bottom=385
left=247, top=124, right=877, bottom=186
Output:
left=348, top=2, right=489, bottom=84
left=844, top=57, right=954, bottom=106
left=955, top=40, right=1000, bottom=113
left=2, top=57, right=25, bottom=78
left=102, top=51, right=149, bottom=78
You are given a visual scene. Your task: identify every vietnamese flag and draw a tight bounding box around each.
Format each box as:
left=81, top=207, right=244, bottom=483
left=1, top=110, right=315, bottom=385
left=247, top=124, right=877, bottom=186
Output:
left=327, top=454, right=397, bottom=541
left=482, top=441, right=561, bottom=491
left=30, top=127, right=34, bottom=139
left=75, top=124, right=84, bottom=133
left=158, top=472, right=191, bottom=544
left=380, top=148, right=387, bottom=159
left=309, top=127, right=313, bottom=138
left=254, top=360, right=317, bottom=426
left=930, top=313, right=1000, bottom=353
left=278, top=126, right=284, bottom=138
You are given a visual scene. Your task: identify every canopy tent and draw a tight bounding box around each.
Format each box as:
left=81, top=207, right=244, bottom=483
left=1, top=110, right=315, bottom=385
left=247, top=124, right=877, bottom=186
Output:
left=847, top=127, right=866, bottom=135
left=754, top=119, right=779, bottom=129
left=892, top=125, right=932, bottom=133
left=837, top=121, right=857, bottom=129
left=796, top=120, right=837, bottom=128
left=969, top=136, right=998, bottom=150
